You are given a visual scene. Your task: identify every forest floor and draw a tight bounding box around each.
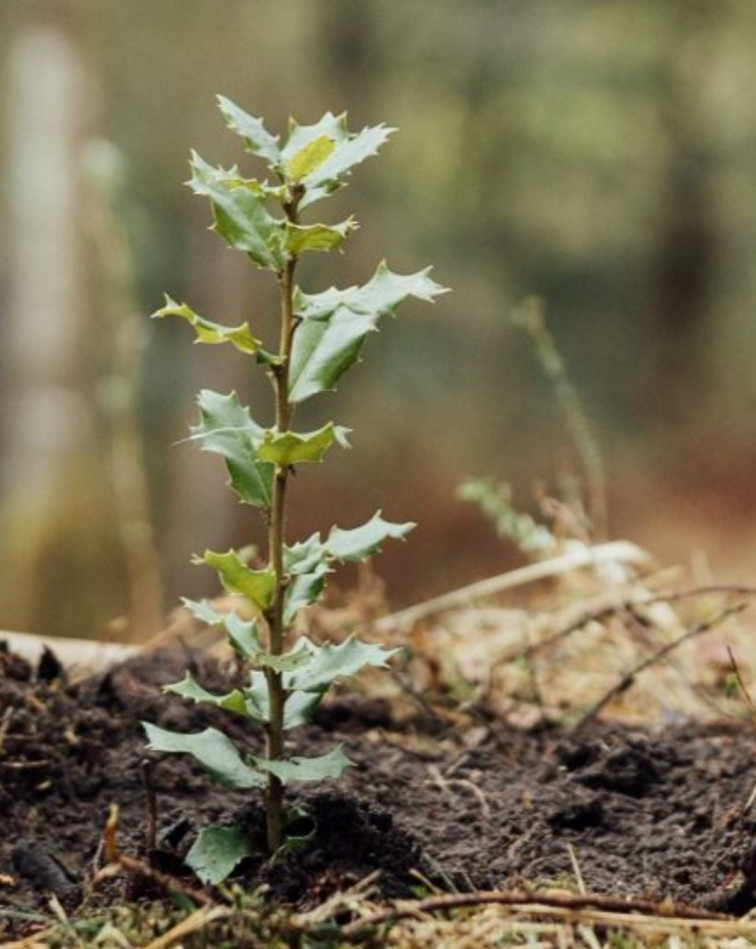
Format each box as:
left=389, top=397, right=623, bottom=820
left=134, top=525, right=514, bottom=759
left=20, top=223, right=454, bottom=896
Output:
left=3, top=548, right=756, bottom=947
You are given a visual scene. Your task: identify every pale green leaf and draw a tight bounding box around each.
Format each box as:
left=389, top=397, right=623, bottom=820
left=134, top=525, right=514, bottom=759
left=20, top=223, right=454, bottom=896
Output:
left=143, top=723, right=263, bottom=789
left=299, top=124, right=395, bottom=208
left=282, top=113, right=348, bottom=161
left=181, top=598, right=263, bottom=659
left=286, top=635, right=399, bottom=693
left=188, top=152, right=286, bottom=269
left=190, top=390, right=273, bottom=509
left=200, top=549, right=276, bottom=611
left=283, top=569, right=328, bottom=626
left=257, top=645, right=313, bottom=673
left=186, top=824, right=253, bottom=885
left=216, top=96, right=282, bottom=166
left=164, top=672, right=248, bottom=715
left=295, top=262, right=448, bottom=322
left=152, top=295, right=260, bottom=354
left=327, top=511, right=415, bottom=562
left=284, top=219, right=356, bottom=256
left=285, top=135, right=336, bottom=182
left=283, top=533, right=326, bottom=575
left=252, top=745, right=351, bottom=784
left=243, top=672, right=322, bottom=729
left=289, top=307, right=378, bottom=403
left=257, top=422, right=350, bottom=467
left=289, top=263, right=447, bottom=403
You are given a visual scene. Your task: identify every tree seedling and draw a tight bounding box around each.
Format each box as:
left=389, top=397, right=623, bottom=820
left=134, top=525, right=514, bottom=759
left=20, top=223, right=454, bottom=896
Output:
left=143, top=97, right=446, bottom=883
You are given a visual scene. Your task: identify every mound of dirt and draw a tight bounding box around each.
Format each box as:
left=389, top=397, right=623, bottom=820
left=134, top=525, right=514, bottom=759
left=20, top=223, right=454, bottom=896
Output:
left=2, top=641, right=756, bottom=938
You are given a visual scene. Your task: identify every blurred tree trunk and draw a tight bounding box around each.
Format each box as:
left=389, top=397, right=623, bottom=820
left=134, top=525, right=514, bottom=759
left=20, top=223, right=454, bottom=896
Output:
left=0, top=1, right=124, bottom=637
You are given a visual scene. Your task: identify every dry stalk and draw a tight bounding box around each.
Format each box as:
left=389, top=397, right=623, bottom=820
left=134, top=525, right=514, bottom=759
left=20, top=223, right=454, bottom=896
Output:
left=340, top=887, right=730, bottom=937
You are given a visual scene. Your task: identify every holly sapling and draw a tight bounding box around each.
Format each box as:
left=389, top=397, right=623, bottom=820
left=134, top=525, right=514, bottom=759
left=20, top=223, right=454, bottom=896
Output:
left=142, top=96, right=446, bottom=883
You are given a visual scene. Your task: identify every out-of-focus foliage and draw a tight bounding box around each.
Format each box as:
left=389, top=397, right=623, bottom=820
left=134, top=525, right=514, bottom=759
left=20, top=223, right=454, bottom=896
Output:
left=2, top=0, right=756, bottom=636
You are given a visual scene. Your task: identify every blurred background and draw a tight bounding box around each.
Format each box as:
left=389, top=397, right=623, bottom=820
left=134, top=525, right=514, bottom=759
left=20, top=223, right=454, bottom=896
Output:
left=2, top=0, right=756, bottom=640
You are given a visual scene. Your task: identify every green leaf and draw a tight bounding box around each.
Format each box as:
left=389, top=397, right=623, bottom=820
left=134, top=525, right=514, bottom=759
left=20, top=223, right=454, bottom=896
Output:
left=181, top=599, right=263, bottom=659
left=191, top=390, right=273, bottom=509
left=285, top=135, right=336, bottom=182
left=282, top=534, right=331, bottom=625
left=289, top=307, right=378, bottom=404
left=327, top=511, right=415, bottom=562
left=284, top=219, right=356, bottom=256
left=252, top=745, right=351, bottom=784
left=282, top=113, right=348, bottom=162
left=186, top=824, right=253, bottom=885
left=300, top=124, right=395, bottom=208
left=188, top=152, right=286, bottom=269
left=242, top=671, right=322, bottom=728
left=152, top=295, right=260, bottom=354
left=284, top=533, right=326, bottom=575
left=143, top=723, right=263, bottom=789
left=281, top=115, right=394, bottom=209
left=289, top=263, right=447, bottom=403
left=296, top=262, right=448, bottom=322
left=164, top=672, right=248, bottom=715
left=216, top=96, right=282, bottom=167
left=200, top=549, right=276, bottom=611
left=287, top=635, right=399, bottom=693
left=283, top=570, right=328, bottom=626
left=257, top=422, right=350, bottom=467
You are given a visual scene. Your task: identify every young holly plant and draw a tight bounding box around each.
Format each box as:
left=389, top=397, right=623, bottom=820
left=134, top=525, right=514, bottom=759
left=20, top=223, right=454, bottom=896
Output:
left=143, top=97, right=446, bottom=882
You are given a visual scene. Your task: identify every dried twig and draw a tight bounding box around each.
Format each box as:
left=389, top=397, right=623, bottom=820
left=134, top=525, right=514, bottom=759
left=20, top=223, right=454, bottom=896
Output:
left=340, top=888, right=729, bottom=937
left=0, top=707, right=14, bottom=758
left=573, top=602, right=749, bottom=730
left=374, top=541, right=654, bottom=634
left=517, top=583, right=756, bottom=665
left=98, top=803, right=214, bottom=907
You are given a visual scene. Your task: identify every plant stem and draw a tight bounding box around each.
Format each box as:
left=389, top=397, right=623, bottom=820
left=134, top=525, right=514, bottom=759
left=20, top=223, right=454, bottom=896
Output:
left=265, top=217, right=298, bottom=853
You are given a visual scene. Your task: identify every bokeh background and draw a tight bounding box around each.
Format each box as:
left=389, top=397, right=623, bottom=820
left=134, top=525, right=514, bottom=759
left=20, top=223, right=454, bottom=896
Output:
left=2, top=0, right=756, bottom=639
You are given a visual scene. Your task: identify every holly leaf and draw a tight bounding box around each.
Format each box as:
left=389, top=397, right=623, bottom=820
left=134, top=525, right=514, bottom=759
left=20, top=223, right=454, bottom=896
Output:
left=143, top=723, right=263, bottom=789
left=190, top=390, right=273, bottom=510
left=181, top=599, right=263, bottom=659
left=252, top=745, right=351, bottom=784
left=152, top=295, right=260, bottom=354
left=281, top=115, right=394, bottom=209
left=284, top=219, right=356, bottom=256
left=188, top=152, right=286, bottom=269
left=284, top=533, right=326, bottom=575
left=289, top=307, right=378, bottom=404
left=285, top=135, right=336, bottom=182
left=300, top=124, right=395, bottom=208
left=199, top=549, right=276, bottom=612
left=257, top=422, right=350, bottom=467
left=287, top=635, right=399, bottom=693
left=282, top=113, right=347, bottom=162
left=216, top=96, right=282, bottom=167
left=164, top=673, right=249, bottom=716
left=289, top=263, right=447, bottom=403
left=186, top=824, right=253, bottom=885
left=243, top=671, right=321, bottom=729
left=327, top=511, right=415, bottom=562
left=283, top=569, right=329, bottom=626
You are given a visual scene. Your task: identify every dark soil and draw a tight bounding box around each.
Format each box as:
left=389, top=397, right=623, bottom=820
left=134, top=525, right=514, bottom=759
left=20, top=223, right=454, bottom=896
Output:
left=2, top=641, right=756, bottom=938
